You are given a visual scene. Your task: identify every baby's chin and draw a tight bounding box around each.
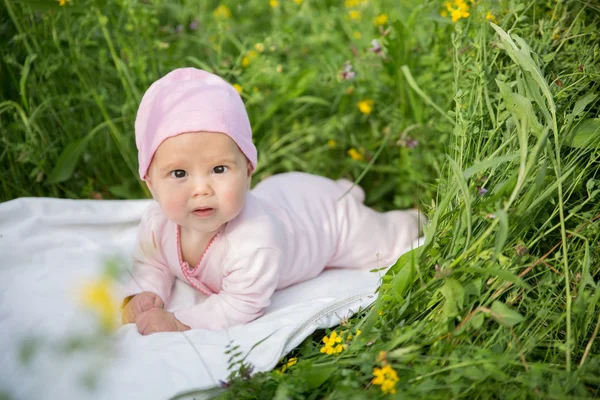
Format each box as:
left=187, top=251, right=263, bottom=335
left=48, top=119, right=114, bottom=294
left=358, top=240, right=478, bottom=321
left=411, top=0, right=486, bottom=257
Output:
left=179, top=215, right=230, bottom=235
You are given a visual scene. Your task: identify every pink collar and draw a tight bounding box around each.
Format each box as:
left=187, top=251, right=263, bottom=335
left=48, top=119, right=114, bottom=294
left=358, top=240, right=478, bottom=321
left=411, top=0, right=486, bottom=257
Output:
left=176, top=224, right=222, bottom=296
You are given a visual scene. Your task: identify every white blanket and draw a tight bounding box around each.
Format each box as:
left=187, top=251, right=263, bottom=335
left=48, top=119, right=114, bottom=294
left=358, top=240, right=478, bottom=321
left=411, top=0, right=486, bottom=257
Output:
left=0, top=198, right=421, bottom=400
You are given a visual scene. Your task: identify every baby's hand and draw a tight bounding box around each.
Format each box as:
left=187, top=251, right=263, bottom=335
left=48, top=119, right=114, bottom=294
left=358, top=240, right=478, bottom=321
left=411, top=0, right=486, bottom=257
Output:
left=135, top=308, right=191, bottom=335
left=121, top=291, right=164, bottom=324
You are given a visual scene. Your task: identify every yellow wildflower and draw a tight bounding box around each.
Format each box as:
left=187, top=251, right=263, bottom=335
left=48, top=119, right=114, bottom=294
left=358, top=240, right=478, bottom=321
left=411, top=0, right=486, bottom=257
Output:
left=233, top=84, right=243, bottom=94
left=328, top=139, right=337, bottom=149
left=57, top=0, right=70, bottom=6
left=347, top=148, right=365, bottom=161
left=270, top=0, right=279, bottom=7
left=485, top=11, right=496, bottom=23
left=353, top=31, right=362, bottom=39
left=80, top=278, right=119, bottom=331
left=213, top=4, right=232, bottom=19
left=287, top=357, right=297, bottom=367
left=378, top=310, right=385, bottom=316
left=357, top=99, right=374, bottom=115
left=348, top=10, right=361, bottom=20
left=276, top=64, right=283, bottom=73
left=372, top=365, right=400, bottom=394
left=346, top=329, right=362, bottom=340
left=443, top=0, right=470, bottom=22
left=292, top=0, right=303, bottom=3
left=242, top=50, right=258, bottom=68
left=320, top=331, right=345, bottom=355
left=374, top=13, right=388, bottom=26
left=345, top=0, right=368, bottom=6
left=451, top=8, right=468, bottom=22
left=254, top=43, right=265, bottom=53
left=278, top=357, right=297, bottom=374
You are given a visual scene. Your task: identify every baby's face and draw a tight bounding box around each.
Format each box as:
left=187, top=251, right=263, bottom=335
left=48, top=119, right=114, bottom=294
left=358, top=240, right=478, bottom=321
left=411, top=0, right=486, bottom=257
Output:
left=146, top=131, right=252, bottom=236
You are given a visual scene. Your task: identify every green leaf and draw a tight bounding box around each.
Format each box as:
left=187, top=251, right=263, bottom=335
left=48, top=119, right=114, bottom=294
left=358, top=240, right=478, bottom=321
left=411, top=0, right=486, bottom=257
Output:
left=496, top=79, right=543, bottom=135
left=274, top=383, right=290, bottom=400
left=292, top=96, right=331, bottom=107
left=462, top=153, right=519, bottom=180
left=493, top=210, right=509, bottom=260
left=388, top=248, right=418, bottom=301
left=46, top=136, right=91, bottom=184
left=108, top=184, right=138, bottom=199
left=299, top=366, right=335, bottom=390
left=565, top=119, right=600, bottom=149
left=564, top=93, right=597, bottom=132
left=490, top=301, right=524, bottom=327
left=448, top=157, right=471, bottom=247
left=459, top=267, right=531, bottom=290
left=491, top=23, right=555, bottom=119
left=439, top=278, right=465, bottom=318
left=387, top=345, right=421, bottom=359
left=45, top=119, right=114, bottom=185
left=470, top=312, right=485, bottom=329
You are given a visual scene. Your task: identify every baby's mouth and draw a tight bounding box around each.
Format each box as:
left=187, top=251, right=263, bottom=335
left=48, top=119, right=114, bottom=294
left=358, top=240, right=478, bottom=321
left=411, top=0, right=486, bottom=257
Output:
left=192, top=207, right=215, bottom=217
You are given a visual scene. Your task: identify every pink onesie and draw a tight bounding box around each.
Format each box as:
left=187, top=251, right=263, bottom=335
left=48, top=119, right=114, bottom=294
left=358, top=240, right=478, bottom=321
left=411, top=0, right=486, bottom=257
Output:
left=122, top=172, right=421, bottom=330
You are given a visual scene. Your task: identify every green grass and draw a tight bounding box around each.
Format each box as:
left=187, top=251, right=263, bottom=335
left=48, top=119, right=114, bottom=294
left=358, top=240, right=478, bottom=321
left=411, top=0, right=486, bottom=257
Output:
left=2, top=0, right=600, bottom=398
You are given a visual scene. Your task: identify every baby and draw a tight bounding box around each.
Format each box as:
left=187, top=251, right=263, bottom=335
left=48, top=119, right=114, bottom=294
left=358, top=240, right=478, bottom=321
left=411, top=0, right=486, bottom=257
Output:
left=121, top=68, right=423, bottom=335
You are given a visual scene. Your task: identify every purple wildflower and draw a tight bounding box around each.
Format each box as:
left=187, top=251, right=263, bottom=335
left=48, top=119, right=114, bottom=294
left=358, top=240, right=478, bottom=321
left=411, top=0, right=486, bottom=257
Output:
left=369, top=39, right=383, bottom=56
left=477, top=186, right=488, bottom=195
left=340, top=62, right=355, bottom=80
left=397, top=136, right=419, bottom=148
left=189, top=19, right=199, bottom=31
left=218, top=380, right=229, bottom=388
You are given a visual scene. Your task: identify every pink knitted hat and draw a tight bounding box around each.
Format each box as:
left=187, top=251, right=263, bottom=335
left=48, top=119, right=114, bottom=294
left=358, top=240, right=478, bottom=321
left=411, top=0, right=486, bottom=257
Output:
left=135, top=68, right=257, bottom=180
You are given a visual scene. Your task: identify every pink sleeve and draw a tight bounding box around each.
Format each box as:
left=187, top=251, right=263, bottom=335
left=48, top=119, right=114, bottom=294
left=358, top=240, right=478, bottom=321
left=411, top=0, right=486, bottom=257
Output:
left=121, top=212, right=175, bottom=304
left=173, top=248, right=282, bottom=330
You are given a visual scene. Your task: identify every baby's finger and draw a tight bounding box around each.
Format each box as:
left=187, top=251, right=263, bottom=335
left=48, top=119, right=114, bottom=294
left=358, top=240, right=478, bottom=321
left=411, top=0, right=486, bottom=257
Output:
left=141, top=320, right=160, bottom=336
left=153, top=295, right=164, bottom=308
left=135, top=312, right=149, bottom=334
left=138, top=294, right=156, bottom=312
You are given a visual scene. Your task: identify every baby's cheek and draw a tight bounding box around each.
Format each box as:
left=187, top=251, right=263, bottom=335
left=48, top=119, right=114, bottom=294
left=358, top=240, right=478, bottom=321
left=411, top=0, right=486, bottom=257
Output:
left=222, top=187, right=246, bottom=211
left=161, top=196, right=185, bottom=219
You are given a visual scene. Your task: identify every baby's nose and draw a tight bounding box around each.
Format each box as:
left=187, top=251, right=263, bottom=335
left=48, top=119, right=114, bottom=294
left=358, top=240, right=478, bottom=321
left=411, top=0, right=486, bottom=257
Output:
left=192, top=177, right=214, bottom=196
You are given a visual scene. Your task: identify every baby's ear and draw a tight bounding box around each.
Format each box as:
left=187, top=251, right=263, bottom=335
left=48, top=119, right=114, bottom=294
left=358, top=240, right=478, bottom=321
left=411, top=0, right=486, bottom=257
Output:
left=145, top=177, right=157, bottom=199
left=246, top=163, right=253, bottom=189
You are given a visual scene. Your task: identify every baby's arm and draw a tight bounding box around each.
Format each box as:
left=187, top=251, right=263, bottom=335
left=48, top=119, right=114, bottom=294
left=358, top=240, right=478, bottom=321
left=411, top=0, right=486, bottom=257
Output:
left=173, top=248, right=282, bottom=330
left=121, top=210, right=175, bottom=323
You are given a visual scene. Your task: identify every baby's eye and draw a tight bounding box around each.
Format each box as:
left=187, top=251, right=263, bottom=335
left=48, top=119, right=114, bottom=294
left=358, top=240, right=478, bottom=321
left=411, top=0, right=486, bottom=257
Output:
left=213, top=165, right=228, bottom=174
left=170, top=170, right=187, bottom=179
